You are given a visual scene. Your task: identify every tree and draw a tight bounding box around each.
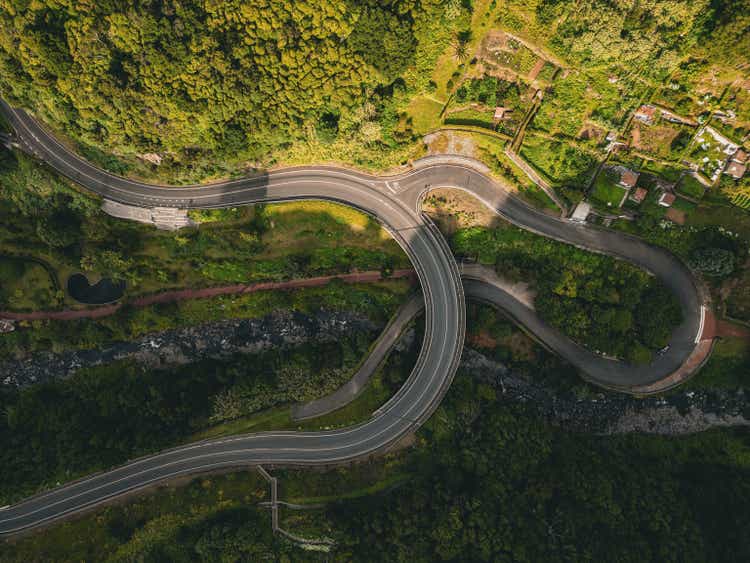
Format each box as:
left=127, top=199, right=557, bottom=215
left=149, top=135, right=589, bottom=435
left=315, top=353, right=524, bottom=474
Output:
left=689, top=247, right=735, bottom=277
left=453, top=29, right=473, bottom=62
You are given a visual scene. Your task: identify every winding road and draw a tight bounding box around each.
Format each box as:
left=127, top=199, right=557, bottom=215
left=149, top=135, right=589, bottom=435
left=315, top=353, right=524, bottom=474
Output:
left=0, top=102, right=704, bottom=536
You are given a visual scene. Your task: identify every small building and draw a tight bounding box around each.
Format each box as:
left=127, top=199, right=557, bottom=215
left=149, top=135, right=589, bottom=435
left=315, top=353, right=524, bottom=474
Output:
left=0, top=319, right=15, bottom=334
left=630, top=187, right=648, bottom=204
left=633, top=104, right=657, bottom=125
left=725, top=161, right=747, bottom=179
left=732, top=149, right=748, bottom=165
left=605, top=131, right=618, bottom=142
left=618, top=169, right=639, bottom=189
left=570, top=201, right=591, bottom=222
left=493, top=107, right=512, bottom=122
left=658, top=192, right=676, bottom=207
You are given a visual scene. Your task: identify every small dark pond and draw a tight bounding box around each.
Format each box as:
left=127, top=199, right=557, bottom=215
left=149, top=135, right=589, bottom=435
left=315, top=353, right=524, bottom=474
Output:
left=67, top=273, right=126, bottom=305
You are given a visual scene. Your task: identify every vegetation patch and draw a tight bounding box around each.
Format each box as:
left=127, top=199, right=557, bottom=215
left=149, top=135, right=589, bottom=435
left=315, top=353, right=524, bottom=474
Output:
left=727, top=263, right=750, bottom=322
left=0, top=332, right=382, bottom=504
left=520, top=134, right=598, bottom=190
left=631, top=122, right=692, bottom=161
left=0, top=280, right=412, bottom=359
left=0, top=256, right=60, bottom=311
left=452, top=223, right=683, bottom=361
left=676, top=174, right=706, bottom=199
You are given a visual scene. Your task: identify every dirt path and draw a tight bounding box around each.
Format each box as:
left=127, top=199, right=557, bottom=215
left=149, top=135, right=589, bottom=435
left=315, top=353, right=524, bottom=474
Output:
left=0, top=269, right=416, bottom=322
left=527, top=58, right=546, bottom=81
left=715, top=320, right=750, bottom=340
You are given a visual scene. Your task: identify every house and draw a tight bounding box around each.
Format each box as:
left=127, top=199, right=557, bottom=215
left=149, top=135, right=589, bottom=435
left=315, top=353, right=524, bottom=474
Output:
left=493, top=107, right=512, bottom=122
left=634, top=105, right=657, bottom=125
left=630, top=187, right=648, bottom=204
left=618, top=169, right=639, bottom=189
left=0, top=319, right=15, bottom=334
left=570, top=201, right=591, bottom=222
left=724, top=148, right=748, bottom=179
left=658, top=192, right=676, bottom=207
left=725, top=161, right=747, bottom=179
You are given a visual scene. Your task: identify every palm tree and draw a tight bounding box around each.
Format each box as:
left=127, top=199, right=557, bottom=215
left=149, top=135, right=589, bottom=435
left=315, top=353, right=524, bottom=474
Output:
left=453, top=30, right=473, bottom=62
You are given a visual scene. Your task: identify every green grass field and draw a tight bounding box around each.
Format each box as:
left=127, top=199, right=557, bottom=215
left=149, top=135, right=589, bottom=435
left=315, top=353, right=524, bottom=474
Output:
left=520, top=134, right=598, bottom=188
left=590, top=170, right=627, bottom=208
left=675, top=174, right=706, bottom=199
left=405, top=95, right=445, bottom=134
left=684, top=337, right=750, bottom=390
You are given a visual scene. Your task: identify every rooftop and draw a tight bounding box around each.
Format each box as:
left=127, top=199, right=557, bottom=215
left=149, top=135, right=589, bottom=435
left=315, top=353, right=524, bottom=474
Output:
left=658, top=192, right=676, bottom=207
left=630, top=187, right=648, bottom=203
left=571, top=201, right=591, bottom=222
left=619, top=169, right=639, bottom=189
left=725, top=161, right=747, bottom=179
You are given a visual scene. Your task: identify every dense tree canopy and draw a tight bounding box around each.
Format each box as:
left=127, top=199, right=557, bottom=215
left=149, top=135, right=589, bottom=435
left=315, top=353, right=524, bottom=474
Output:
left=0, top=0, right=454, bottom=168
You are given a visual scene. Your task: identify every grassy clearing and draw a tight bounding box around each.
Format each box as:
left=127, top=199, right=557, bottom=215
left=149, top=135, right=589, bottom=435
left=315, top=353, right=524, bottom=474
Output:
left=631, top=122, right=690, bottom=160
left=685, top=337, right=750, bottom=390
left=405, top=96, right=445, bottom=134
left=590, top=169, right=627, bottom=208
left=444, top=107, right=496, bottom=130
left=676, top=174, right=706, bottom=199
left=686, top=199, right=750, bottom=239
left=266, top=200, right=384, bottom=236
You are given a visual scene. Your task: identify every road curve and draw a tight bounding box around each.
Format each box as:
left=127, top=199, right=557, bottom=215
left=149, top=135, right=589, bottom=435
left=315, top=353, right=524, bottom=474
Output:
left=0, top=103, right=703, bottom=536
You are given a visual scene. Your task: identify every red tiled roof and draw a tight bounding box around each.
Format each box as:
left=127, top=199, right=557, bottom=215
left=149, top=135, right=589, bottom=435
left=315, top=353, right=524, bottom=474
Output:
left=631, top=187, right=647, bottom=202
left=619, top=169, right=639, bottom=188
left=635, top=105, right=657, bottom=119
left=726, top=161, right=747, bottom=179
left=659, top=192, right=676, bottom=206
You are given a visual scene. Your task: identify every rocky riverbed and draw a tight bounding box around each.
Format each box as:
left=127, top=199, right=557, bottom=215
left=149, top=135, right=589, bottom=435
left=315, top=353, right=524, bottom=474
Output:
left=0, top=309, right=380, bottom=387
left=460, top=346, right=750, bottom=435
left=3, top=313, right=748, bottom=436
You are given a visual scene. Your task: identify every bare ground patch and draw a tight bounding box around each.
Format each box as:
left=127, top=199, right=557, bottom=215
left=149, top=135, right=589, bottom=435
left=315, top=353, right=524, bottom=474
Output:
left=424, top=131, right=477, bottom=157
left=423, top=187, right=499, bottom=233
left=665, top=208, right=686, bottom=224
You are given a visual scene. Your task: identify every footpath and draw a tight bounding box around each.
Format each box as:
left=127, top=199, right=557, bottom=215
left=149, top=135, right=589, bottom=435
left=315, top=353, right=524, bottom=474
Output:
left=0, top=269, right=416, bottom=322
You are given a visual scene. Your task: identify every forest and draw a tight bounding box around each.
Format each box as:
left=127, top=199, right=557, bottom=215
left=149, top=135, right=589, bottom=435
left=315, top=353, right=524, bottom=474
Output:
left=3, top=366, right=749, bottom=562
left=0, top=331, right=382, bottom=504
left=0, top=0, right=465, bottom=179
left=1, top=0, right=746, bottom=181
left=1, top=0, right=749, bottom=559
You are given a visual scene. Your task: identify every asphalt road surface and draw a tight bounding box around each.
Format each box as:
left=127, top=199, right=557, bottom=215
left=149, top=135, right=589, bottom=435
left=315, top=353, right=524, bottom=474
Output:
left=0, top=103, right=702, bottom=536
